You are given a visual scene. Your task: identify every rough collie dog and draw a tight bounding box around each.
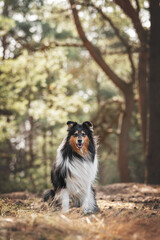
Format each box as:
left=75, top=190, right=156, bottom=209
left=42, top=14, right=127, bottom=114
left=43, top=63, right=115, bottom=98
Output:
left=44, top=121, right=99, bottom=214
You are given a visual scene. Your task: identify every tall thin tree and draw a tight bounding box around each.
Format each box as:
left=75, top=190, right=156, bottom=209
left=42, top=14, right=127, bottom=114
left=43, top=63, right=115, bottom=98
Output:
left=146, top=0, right=160, bottom=184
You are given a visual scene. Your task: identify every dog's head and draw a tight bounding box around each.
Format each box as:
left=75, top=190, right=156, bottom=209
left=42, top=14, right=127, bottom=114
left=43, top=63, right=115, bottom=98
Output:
left=66, top=121, right=94, bottom=155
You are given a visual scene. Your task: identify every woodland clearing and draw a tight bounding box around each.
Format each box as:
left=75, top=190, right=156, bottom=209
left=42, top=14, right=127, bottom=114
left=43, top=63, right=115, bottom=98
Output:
left=0, top=183, right=160, bottom=240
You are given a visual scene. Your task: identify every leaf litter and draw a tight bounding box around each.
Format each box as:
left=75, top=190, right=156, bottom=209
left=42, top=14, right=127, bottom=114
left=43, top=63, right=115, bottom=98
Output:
left=0, top=183, right=160, bottom=240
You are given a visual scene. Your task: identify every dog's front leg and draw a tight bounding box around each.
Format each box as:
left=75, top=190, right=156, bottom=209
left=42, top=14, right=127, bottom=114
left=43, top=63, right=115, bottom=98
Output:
left=60, top=189, right=70, bottom=213
left=82, top=187, right=99, bottom=214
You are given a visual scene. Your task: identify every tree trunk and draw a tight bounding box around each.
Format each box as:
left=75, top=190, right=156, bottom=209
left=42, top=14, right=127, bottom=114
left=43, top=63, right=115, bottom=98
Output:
left=146, top=0, right=160, bottom=184
left=138, top=47, right=148, bottom=154
left=28, top=116, right=34, bottom=167
left=42, top=130, right=48, bottom=185
left=49, top=129, right=55, bottom=167
left=117, top=85, right=134, bottom=182
left=2, top=0, right=9, bottom=60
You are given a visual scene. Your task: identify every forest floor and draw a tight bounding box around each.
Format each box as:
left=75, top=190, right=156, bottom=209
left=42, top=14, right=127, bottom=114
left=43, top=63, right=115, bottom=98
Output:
left=0, top=183, right=160, bottom=240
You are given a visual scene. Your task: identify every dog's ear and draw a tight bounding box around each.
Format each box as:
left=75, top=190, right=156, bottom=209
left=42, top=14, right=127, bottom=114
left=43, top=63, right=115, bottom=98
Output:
left=67, top=121, right=77, bottom=131
left=82, top=121, right=93, bottom=132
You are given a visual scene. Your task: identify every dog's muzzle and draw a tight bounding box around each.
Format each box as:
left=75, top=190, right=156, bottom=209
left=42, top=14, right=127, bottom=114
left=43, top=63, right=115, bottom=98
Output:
left=76, top=139, right=84, bottom=149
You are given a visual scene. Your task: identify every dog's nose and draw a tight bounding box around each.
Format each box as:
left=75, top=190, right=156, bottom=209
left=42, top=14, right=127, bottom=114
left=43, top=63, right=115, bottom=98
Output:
left=78, top=139, right=82, bottom=143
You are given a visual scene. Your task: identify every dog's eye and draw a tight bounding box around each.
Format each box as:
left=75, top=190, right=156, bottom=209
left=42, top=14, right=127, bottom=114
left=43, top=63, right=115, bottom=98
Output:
left=82, top=133, right=86, bottom=137
left=73, top=134, right=78, bottom=137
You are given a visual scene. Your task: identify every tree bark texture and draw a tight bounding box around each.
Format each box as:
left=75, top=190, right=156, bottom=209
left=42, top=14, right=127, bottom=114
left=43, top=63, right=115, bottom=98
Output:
left=146, top=0, right=160, bottom=184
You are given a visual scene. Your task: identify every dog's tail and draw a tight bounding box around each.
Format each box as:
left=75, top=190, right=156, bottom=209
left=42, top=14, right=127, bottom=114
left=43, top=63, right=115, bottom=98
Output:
left=43, top=189, right=55, bottom=202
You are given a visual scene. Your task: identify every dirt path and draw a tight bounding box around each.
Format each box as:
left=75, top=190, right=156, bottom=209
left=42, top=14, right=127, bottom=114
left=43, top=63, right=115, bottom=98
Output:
left=0, top=183, right=160, bottom=240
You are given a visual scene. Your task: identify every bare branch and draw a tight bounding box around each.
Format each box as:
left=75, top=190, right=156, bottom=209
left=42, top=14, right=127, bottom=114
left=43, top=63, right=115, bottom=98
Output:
left=17, top=41, right=84, bottom=53
left=128, top=47, right=136, bottom=84
left=114, top=0, right=147, bottom=43
left=0, top=109, right=13, bottom=116
left=69, top=0, right=129, bottom=94
left=74, top=1, right=136, bottom=83
left=102, top=48, right=140, bottom=55
left=135, top=0, right=140, bottom=14
left=75, top=1, right=129, bottom=48
left=41, top=41, right=84, bottom=49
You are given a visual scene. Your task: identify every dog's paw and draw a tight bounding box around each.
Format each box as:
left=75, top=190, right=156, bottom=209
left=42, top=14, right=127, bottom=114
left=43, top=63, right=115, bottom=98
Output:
left=93, top=206, right=100, bottom=213
left=82, top=206, right=100, bottom=215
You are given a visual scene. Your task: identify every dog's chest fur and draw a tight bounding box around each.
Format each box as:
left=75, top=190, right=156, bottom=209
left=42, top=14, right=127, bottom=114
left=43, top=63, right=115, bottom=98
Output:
left=66, top=156, right=97, bottom=198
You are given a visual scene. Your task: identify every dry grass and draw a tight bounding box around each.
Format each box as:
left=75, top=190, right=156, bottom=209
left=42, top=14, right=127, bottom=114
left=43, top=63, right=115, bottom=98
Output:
left=0, top=183, right=160, bottom=240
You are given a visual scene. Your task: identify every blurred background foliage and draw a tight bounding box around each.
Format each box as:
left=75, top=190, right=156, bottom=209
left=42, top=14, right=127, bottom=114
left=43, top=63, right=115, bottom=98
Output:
left=0, top=0, right=148, bottom=193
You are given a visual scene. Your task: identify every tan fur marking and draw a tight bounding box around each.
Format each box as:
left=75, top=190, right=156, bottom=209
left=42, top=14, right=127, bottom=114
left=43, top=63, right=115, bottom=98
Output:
left=69, top=135, right=80, bottom=154
left=69, top=135, right=89, bottom=156
left=82, top=135, right=89, bottom=155
left=74, top=131, right=78, bottom=134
